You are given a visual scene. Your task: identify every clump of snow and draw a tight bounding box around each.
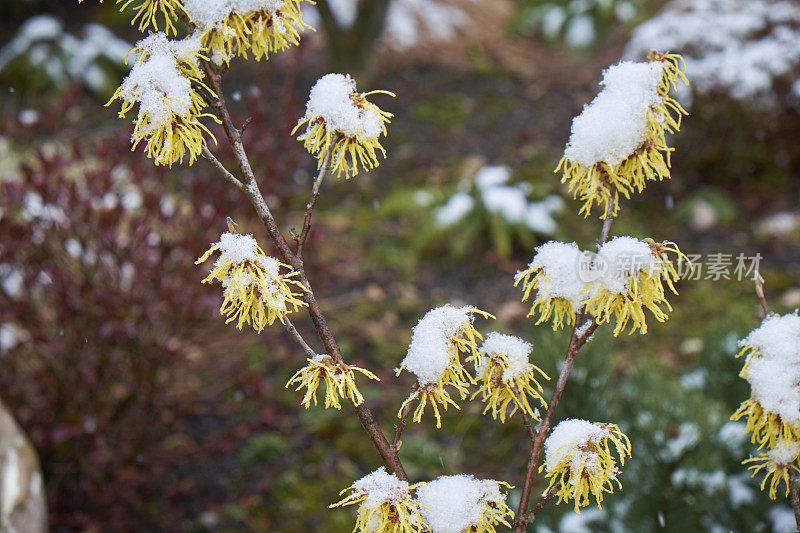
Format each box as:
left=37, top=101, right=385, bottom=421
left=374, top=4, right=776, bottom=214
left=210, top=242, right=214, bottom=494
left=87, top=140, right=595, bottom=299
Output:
left=0, top=15, right=130, bottom=91
left=183, top=0, right=286, bottom=30
left=350, top=467, right=413, bottom=510
left=564, top=14, right=596, bottom=49
left=740, top=313, right=800, bottom=424
left=625, top=0, right=800, bottom=108
left=118, top=32, right=201, bottom=128
left=770, top=505, right=799, bottom=533
left=595, top=236, right=658, bottom=294
left=434, top=165, right=562, bottom=234
left=768, top=440, right=799, bottom=466
left=206, top=232, right=282, bottom=292
left=525, top=241, right=590, bottom=306
left=478, top=332, right=533, bottom=381
left=564, top=60, right=664, bottom=167
left=399, top=305, right=476, bottom=385
left=416, top=474, right=506, bottom=533
left=299, top=73, right=383, bottom=139
left=474, top=165, right=511, bottom=190
left=544, top=419, right=612, bottom=473
left=659, top=422, right=700, bottom=461
left=434, top=192, right=474, bottom=227
left=741, top=313, right=800, bottom=362
left=303, top=0, right=469, bottom=50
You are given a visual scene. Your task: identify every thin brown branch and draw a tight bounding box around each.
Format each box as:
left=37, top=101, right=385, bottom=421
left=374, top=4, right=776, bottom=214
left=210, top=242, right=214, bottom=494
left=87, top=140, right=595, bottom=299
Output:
left=525, top=482, right=561, bottom=522
left=283, top=318, right=317, bottom=359
left=755, top=272, right=769, bottom=317
left=514, top=195, right=613, bottom=531
left=791, top=470, right=800, bottom=532
left=296, top=152, right=330, bottom=259
left=199, top=59, right=407, bottom=481
left=520, top=410, right=537, bottom=441
left=513, top=314, right=598, bottom=531
left=393, top=397, right=414, bottom=449
left=201, top=145, right=245, bottom=191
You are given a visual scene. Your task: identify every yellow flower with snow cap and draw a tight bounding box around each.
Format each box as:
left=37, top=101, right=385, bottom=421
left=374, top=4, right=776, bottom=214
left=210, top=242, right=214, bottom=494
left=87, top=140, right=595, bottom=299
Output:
left=514, top=241, right=593, bottom=330
left=286, top=354, right=379, bottom=410
left=744, top=440, right=800, bottom=500
left=107, top=33, right=219, bottom=167
left=416, top=474, right=514, bottom=533
left=182, top=0, right=311, bottom=65
left=583, top=237, right=687, bottom=335
left=293, top=73, right=394, bottom=179
left=331, top=467, right=428, bottom=533
left=396, top=305, right=493, bottom=428
left=731, top=313, right=800, bottom=449
left=195, top=226, right=308, bottom=332
left=471, top=332, right=549, bottom=423
left=541, top=419, right=631, bottom=512
left=556, top=51, right=688, bottom=218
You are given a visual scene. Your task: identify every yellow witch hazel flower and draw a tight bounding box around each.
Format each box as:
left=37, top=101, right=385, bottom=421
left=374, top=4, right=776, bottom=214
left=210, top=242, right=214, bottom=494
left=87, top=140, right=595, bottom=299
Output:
left=583, top=236, right=687, bottom=336
left=78, top=0, right=185, bottom=35
left=293, top=73, right=394, bottom=179
left=471, top=332, right=549, bottom=423
left=331, top=467, right=428, bottom=533
left=195, top=228, right=308, bottom=332
left=541, top=419, right=632, bottom=512
left=556, top=51, right=688, bottom=218
left=514, top=241, right=593, bottom=331
left=416, top=474, right=514, bottom=533
left=396, top=305, right=493, bottom=428
left=107, top=33, right=218, bottom=167
left=286, top=353, right=379, bottom=410
left=744, top=440, right=800, bottom=500
left=731, top=313, right=800, bottom=449
left=182, top=0, right=311, bottom=64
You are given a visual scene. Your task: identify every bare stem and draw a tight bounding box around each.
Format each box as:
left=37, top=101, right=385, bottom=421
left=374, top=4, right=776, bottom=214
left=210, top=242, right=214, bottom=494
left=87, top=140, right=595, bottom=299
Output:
left=201, top=145, right=245, bottom=191
left=791, top=470, right=800, bottom=533
left=514, top=317, right=599, bottom=531
left=520, top=411, right=537, bottom=441
left=514, top=193, right=615, bottom=531
left=297, top=153, right=330, bottom=259
left=526, top=482, right=561, bottom=521
left=283, top=318, right=317, bottom=359
left=199, top=59, right=407, bottom=481
left=393, top=398, right=413, bottom=449
left=755, top=272, right=769, bottom=317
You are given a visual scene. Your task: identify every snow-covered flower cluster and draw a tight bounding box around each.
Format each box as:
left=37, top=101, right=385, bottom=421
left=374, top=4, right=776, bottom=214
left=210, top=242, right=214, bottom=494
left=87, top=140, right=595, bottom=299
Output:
left=80, top=0, right=314, bottom=166
left=106, top=32, right=217, bottom=167
left=625, top=0, right=800, bottom=108
left=330, top=467, right=427, bottom=533
left=396, top=305, right=492, bottom=428
left=541, top=419, right=632, bottom=512
left=514, top=237, right=686, bottom=335
left=471, top=332, right=549, bottom=423
left=183, top=0, right=310, bottom=64
left=416, top=474, right=514, bottom=533
left=557, top=53, right=688, bottom=218
left=434, top=165, right=564, bottom=235
left=732, top=313, right=800, bottom=498
left=743, top=441, right=800, bottom=500
left=293, top=73, right=394, bottom=179
left=286, top=353, right=379, bottom=410
left=195, top=230, right=308, bottom=332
